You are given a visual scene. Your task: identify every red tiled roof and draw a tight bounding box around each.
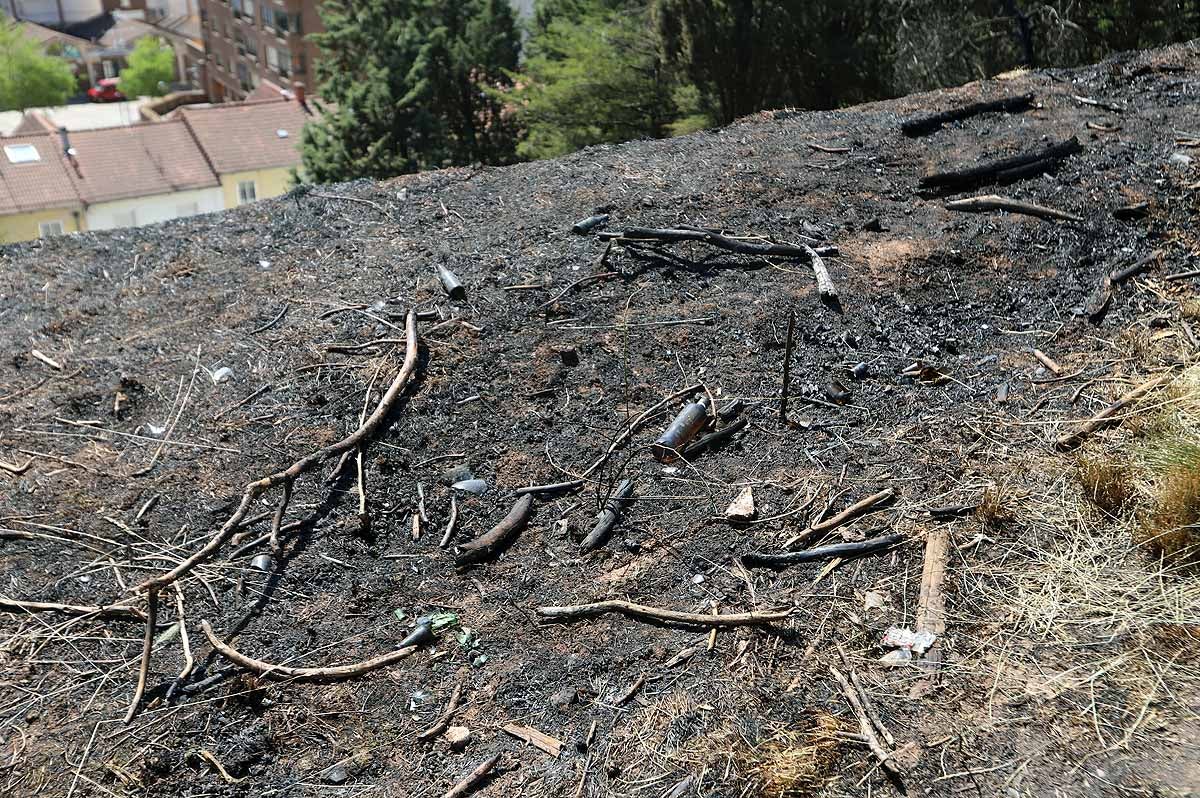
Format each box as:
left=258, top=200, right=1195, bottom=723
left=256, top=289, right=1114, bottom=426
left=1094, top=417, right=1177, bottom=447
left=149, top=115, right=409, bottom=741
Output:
left=0, top=135, right=81, bottom=215
left=180, top=98, right=308, bottom=174
left=65, top=119, right=219, bottom=204
left=10, top=112, right=58, bottom=137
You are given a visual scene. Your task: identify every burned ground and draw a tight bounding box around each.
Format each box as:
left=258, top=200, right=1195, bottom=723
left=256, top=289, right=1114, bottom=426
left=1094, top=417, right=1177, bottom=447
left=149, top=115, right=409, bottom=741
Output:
left=2, top=42, right=1200, bottom=798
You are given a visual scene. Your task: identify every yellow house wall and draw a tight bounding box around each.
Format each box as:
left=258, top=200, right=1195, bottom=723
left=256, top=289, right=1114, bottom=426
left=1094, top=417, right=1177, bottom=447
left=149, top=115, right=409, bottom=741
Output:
left=221, top=168, right=295, bottom=209
left=0, top=208, right=83, bottom=245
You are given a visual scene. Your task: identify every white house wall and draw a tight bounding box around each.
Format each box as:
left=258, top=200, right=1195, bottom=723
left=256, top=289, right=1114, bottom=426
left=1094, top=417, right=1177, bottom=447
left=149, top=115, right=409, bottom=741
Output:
left=84, top=186, right=224, bottom=231
left=8, top=0, right=104, bottom=25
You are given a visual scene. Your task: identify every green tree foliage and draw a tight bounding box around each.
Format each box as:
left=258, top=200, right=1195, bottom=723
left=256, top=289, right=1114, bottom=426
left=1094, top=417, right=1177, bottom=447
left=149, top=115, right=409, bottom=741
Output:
left=657, top=0, right=893, bottom=124
left=0, top=21, right=77, bottom=111
left=118, top=37, right=177, bottom=98
left=504, top=0, right=685, bottom=160
left=301, top=0, right=520, bottom=183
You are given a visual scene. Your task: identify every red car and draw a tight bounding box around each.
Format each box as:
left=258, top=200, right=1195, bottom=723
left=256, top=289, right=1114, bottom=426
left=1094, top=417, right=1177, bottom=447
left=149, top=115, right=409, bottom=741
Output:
left=87, top=78, right=125, bottom=103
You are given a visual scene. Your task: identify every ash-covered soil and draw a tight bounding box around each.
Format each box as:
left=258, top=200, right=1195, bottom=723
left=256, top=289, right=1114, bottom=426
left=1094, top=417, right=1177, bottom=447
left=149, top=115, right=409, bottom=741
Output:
left=2, top=42, right=1199, bottom=798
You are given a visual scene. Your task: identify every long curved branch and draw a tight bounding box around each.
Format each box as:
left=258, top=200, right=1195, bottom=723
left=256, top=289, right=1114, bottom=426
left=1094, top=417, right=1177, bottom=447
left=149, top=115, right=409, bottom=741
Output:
left=201, top=621, right=417, bottom=681
left=134, top=310, right=421, bottom=593
left=537, top=599, right=790, bottom=627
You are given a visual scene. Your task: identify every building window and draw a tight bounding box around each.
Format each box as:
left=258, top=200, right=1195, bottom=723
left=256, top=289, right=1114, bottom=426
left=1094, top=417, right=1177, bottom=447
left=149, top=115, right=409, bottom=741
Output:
left=102, top=60, right=117, bottom=78
left=237, top=180, right=257, bottom=205
left=39, top=220, right=65, bottom=237
left=4, top=144, right=41, bottom=164
left=244, top=0, right=256, bottom=22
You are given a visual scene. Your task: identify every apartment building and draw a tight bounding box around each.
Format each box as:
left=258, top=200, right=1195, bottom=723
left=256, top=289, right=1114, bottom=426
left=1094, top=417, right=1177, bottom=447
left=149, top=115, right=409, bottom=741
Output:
left=199, top=0, right=321, bottom=101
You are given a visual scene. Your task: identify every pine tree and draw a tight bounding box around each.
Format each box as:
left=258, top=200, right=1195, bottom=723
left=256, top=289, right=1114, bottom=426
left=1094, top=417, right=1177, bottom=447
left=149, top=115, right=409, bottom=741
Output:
left=301, top=0, right=520, bottom=183
left=505, top=0, right=689, bottom=160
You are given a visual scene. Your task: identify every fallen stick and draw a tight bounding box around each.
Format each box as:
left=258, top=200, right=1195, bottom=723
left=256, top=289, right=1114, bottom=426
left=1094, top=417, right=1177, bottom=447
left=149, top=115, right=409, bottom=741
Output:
left=830, top=666, right=904, bottom=783
left=784, top=488, right=895, bottom=549
left=438, top=494, right=459, bottom=548
left=454, top=495, right=534, bottom=566
left=807, top=142, right=851, bottom=153
left=615, top=673, right=647, bottom=706
left=920, top=137, right=1082, bottom=191
left=804, top=244, right=838, bottom=302
left=912, top=526, right=949, bottom=691
left=124, top=587, right=159, bottom=724
left=1032, top=349, right=1063, bottom=375
left=849, top=668, right=895, bottom=747
left=743, top=533, right=903, bottom=569
left=680, top=417, right=748, bottom=459
left=599, top=227, right=832, bottom=259
left=537, top=599, right=789, bottom=627
left=201, top=621, right=417, bottom=681
left=0, top=596, right=145, bottom=620
left=0, top=456, right=34, bottom=475
left=1111, top=251, right=1160, bottom=282
left=901, top=92, right=1035, bottom=136
left=944, top=195, right=1082, bottom=222
left=581, top=479, right=635, bottom=552
left=135, top=310, right=421, bottom=593
left=173, top=585, right=195, bottom=683
left=502, top=723, right=563, bottom=757
left=1165, top=267, right=1200, bottom=282
left=1054, top=372, right=1173, bottom=451
left=443, top=753, right=501, bottom=798
left=417, top=680, right=464, bottom=741
left=514, top=479, right=585, bottom=496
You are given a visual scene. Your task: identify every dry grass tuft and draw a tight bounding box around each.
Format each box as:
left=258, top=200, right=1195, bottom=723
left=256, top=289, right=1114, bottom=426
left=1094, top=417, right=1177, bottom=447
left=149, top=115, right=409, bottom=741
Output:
left=1181, top=298, right=1200, bottom=321
left=975, top=483, right=1016, bottom=531
left=742, top=713, right=845, bottom=798
left=1138, top=466, right=1200, bottom=562
left=1077, top=456, right=1132, bottom=516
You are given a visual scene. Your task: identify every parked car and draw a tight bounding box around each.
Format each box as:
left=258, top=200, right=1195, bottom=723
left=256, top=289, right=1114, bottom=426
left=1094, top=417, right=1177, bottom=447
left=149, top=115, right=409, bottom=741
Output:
left=87, top=78, right=125, bottom=103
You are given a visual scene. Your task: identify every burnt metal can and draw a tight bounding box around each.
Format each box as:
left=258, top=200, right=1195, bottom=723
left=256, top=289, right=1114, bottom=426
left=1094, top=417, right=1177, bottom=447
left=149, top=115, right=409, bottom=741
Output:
left=651, top=397, right=710, bottom=463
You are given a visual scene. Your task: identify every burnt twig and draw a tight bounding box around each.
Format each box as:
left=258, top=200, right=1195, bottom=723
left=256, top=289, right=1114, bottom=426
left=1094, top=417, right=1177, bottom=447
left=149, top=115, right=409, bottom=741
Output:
left=454, top=495, right=534, bottom=566
left=581, top=479, right=635, bottom=552
left=1054, top=372, right=1173, bottom=451
left=743, top=533, right=903, bottom=569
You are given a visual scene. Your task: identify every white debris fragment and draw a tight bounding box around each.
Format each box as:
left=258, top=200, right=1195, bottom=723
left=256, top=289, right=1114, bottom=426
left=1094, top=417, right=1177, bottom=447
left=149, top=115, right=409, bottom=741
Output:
left=725, top=486, right=756, bottom=521
left=211, top=366, right=233, bottom=384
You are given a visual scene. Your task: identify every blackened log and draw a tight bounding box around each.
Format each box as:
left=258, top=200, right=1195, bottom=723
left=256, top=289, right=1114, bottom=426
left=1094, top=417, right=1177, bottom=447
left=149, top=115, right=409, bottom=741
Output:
left=919, top=138, right=1082, bottom=191
left=901, top=93, right=1035, bottom=137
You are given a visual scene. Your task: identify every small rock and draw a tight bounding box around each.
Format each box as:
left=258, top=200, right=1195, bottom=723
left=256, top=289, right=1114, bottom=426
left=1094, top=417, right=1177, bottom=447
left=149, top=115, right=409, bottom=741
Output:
left=250, top=553, right=273, bottom=572
left=825, top=380, right=852, bottom=404
left=558, top=347, right=580, bottom=367
left=451, top=478, right=488, bottom=495
left=549, top=686, right=578, bottom=709
left=863, top=217, right=888, bottom=232
left=445, top=726, right=471, bottom=751
left=691, top=573, right=705, bottom=585
left=322, top=765, right=348, bottom=785
left=211, top=366, right=233, bottom=384
left=725, top=486, right=756, bottom=522
left=1168, top=152, right=1193, bottom=167
left=851, top=361, right=870, bottom=380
